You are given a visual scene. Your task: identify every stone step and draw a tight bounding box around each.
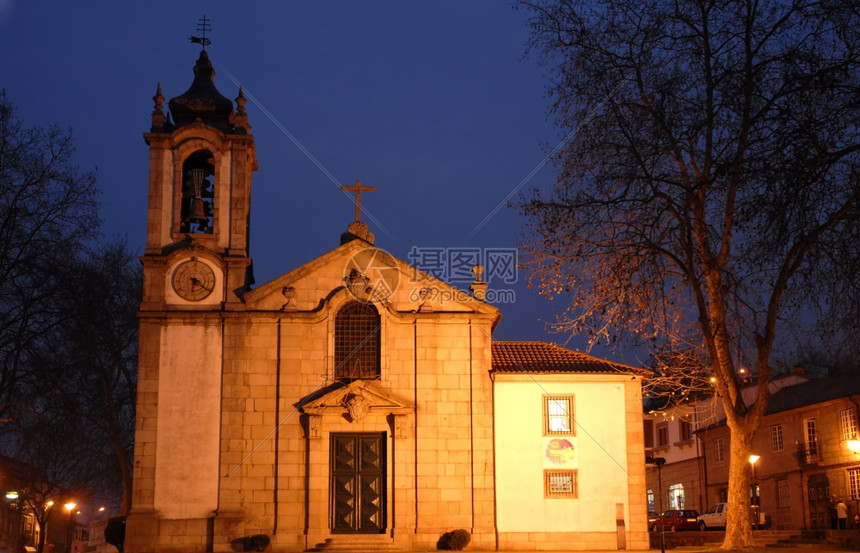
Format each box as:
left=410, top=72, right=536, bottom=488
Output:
left=764, top=532, right=828, bottom=549
left=307, top=536, right=404, bottom=552
left=766, top=543, right=826, bottom=549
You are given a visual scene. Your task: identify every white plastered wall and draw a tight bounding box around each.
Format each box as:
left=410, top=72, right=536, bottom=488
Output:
left=494, top=375, right=632, bottom=532
left=154, top=324, right=223, bottom=519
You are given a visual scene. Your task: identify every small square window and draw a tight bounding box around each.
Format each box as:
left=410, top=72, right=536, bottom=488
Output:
left=544, top=395, right=574, bottom=435
left=545, top=470, right=578, bottom=498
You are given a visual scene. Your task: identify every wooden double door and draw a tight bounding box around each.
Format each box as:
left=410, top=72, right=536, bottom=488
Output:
left=330, top=433, right=386, bottom=533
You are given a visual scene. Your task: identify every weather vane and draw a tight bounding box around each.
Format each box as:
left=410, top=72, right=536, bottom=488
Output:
left=188, top=15, right=212, bottom=50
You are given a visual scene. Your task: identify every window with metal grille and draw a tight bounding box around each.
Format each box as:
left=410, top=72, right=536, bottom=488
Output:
left=334, top=302, right=380, bottom=381
left=544, top=470, right=577, bottom=498
left=543, top=396, right=574, bottom=435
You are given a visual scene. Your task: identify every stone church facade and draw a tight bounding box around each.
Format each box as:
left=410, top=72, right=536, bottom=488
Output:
left=124, top=49, right=650, bottom=553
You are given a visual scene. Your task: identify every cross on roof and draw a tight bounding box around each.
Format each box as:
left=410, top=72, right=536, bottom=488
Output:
left=341, top=180, right=376, bottom=222
left=189, top=15, right=212, bottom=49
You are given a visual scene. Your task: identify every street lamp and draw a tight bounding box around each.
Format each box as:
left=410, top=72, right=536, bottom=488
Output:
left=646, top=456, right=667, bottom=553
left=848, top=435, right=860, bottom=454
left=64, top=502, right=76, bottom=553
left=749, top=455, right=760, bottom=528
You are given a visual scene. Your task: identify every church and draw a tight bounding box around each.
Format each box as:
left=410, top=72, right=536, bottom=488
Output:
left=124, top=46, right=651, bottom=553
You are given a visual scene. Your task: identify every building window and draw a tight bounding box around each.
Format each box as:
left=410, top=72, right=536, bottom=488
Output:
left=714, top=438, right=725, bottom=463
left=849, top=469, right=860, bottom=501
left=657, top=423, right=669, bottom=447
left=679, top=418, right=692, bottom=441
left=544, top=470, right=577, bottom=497
left=668, top=483, right=685, bottom=509
left=647, top=489, right=655, bottom=512
left=544, top=396, right=575, bottom=435
left=771, top=424, right=784, bottom=452
left=840, top=408, right=858, bottom=441
left=644, top=419, right=654, bottom=449
left=334, top=302, right=380, bottom=381
left=804, top=418, right=818, bottom=457
left=777, top=478, right=790, bottom=508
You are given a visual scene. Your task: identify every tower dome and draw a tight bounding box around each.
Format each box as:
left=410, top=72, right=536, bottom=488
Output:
left=168, top=50, right=234, bottom=131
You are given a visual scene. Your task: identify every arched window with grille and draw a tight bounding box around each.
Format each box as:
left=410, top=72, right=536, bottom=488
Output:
left=334, top=302, right=380, bottom=381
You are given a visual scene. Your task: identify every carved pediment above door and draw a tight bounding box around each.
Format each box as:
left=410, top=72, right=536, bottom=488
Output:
left=299, top=380, right=413, bottom=436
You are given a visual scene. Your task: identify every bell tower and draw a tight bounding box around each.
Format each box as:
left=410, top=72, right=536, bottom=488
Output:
left=127, top=42, right=257, bottom=553
left=140, top=48, right=257, bottom=309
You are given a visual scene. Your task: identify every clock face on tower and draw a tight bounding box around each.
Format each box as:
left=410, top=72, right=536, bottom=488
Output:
left=171, top=258, right=216, bottom=301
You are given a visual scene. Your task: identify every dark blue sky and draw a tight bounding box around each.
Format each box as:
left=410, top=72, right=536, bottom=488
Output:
left=0, top=1, right=641, bottom=364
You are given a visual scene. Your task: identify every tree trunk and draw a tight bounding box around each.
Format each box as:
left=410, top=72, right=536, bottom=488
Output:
left=723, top=418, right=755, bottom=549
left=35, top=516, right=48, bottom=553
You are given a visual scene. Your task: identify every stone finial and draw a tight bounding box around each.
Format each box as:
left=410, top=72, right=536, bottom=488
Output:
left=230, top=86, right=251, bottom=132
left=153, top=83, right=165, bottom=112
left=281, top=286, right=296, bottom=311
left=470, top=265, right=488, bottom=301
left=341, top=221, right=375, bottom=245
left=151, top=83, right=166, bottom=130
left=236, top=86, right=247, bottom=114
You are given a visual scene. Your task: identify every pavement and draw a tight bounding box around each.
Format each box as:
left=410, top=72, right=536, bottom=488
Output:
left=413, top=546, right=860, bottom=553
left=396, top=544, right=858, bottom=553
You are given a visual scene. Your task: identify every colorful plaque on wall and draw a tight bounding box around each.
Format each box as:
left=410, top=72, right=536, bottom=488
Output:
left=543, top=437, right=577, bottom=468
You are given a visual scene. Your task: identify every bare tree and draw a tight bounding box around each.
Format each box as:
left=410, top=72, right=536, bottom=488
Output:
left=58, top=242, right=139, bottom=514
left=519, top=0, right=859, bottom=547
left=4, top=413, right=94, bottom=553
left=0, top=92, right=137, bottom=513
left=0, top=90, right=100, bottom=421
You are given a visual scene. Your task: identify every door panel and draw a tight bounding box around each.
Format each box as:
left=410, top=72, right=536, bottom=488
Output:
left=807, top=474, right=830, bottom=530
left=331, top=433, right=385, bottom=533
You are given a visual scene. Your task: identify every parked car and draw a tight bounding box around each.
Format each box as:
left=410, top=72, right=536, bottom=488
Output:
left=697, top=502, right=766, bottom=530
left=648, top=511, right=660, bottom=527
left=651, top=509, right=701, bottom=532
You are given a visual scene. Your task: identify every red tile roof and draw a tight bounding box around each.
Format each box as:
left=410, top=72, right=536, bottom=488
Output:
left=491, top=341, right=651, bottom=377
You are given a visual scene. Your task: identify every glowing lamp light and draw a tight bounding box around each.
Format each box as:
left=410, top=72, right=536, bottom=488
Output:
left=848, top=436, right=860, bottom=454
left=749, top=454, right=760, bottom=464
left=64, top=501, right=77, bottom=512
left=5, top=491, right=18, bottom=500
